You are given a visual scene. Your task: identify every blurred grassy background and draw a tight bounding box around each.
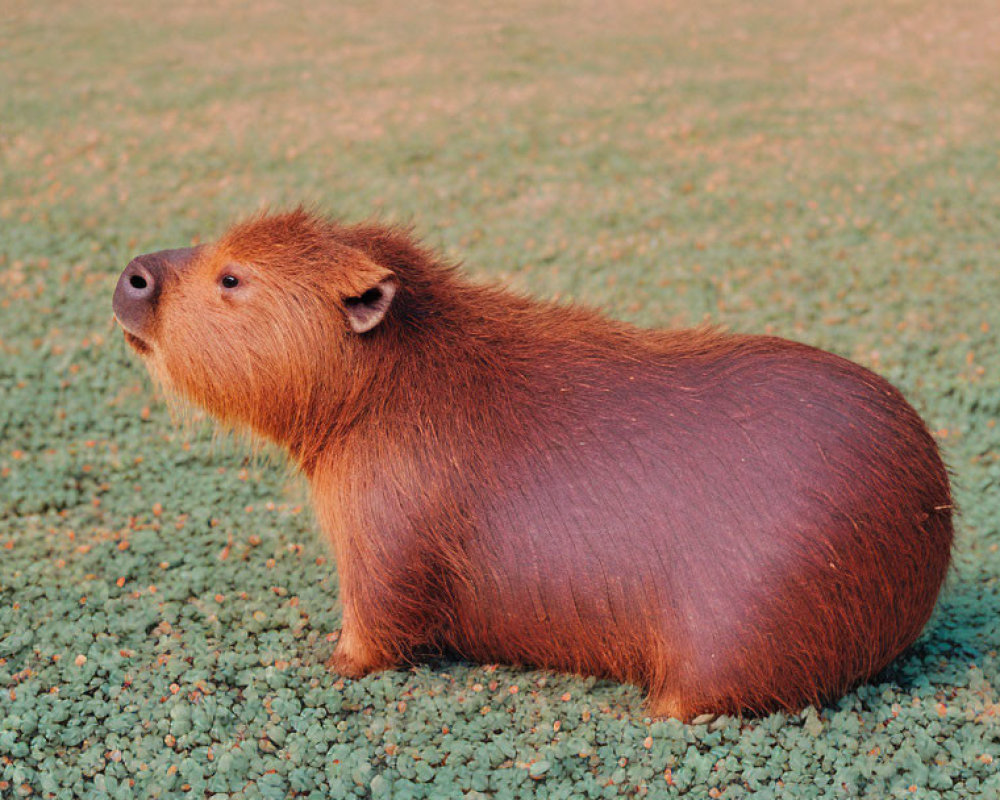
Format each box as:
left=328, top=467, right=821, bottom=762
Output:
left=2, top=1, right=999, bottom=797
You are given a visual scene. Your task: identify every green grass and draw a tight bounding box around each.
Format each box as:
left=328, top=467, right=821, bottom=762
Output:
left=2, top=0, right=1000, bottom=797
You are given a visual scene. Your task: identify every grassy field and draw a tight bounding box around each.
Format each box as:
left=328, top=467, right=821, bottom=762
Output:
left=2, top=0, right=1000, bottom=797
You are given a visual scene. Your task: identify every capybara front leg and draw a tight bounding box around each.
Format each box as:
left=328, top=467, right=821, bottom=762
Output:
left=325, top=606, right=396, bottom=678
left=647, top=688, right=692, bottom=721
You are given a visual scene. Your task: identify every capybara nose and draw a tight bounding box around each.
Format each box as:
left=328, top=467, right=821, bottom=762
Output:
left=113, top=246, right=201, bottom=340
left=113, top=258, right=163, bottom=338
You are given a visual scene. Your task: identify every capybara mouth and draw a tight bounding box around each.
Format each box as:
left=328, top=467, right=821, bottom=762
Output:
left=123, top=330, right=151, bottom=355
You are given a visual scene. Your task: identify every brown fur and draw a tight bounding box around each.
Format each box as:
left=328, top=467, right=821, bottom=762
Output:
left=112, top=209, right=953, bottom=719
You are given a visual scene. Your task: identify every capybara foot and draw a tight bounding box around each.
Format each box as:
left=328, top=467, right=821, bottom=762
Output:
left=325, top=629, right=390, bottom=678
left=647, top=690, right=700, bottom=721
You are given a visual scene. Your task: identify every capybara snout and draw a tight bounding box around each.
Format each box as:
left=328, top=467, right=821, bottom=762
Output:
left=114, top=209, right=953, bottom=720
left=112, top=246, right=201, bottom=344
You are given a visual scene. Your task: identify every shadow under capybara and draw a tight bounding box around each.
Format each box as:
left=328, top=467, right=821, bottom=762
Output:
left=112, top=209, right=953, bottom=719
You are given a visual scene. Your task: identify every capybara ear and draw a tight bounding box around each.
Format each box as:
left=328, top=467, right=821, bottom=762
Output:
left=341, top=261, right=398, bottom=334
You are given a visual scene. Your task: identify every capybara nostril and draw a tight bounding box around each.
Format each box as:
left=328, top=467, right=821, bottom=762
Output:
left=122, top=262, right=157, bottom=299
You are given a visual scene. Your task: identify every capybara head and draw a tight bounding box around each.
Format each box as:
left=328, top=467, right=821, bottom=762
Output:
left=112, top=210, right=401, bottom=450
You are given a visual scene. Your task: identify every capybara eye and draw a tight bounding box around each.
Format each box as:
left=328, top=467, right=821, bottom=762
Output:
left=221, top=275, right=239, bottom=289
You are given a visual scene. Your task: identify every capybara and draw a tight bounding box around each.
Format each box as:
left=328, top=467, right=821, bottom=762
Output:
left=112, top=210, right=953, bottom=719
